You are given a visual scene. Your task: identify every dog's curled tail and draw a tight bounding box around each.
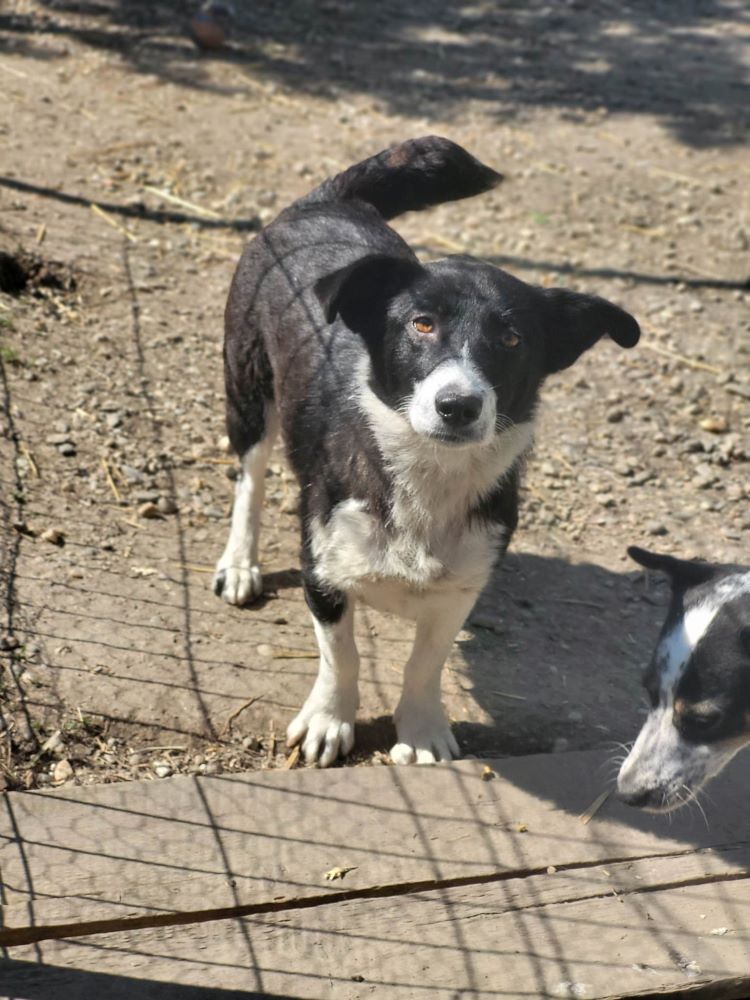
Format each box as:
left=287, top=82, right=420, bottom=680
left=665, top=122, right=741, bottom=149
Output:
left=303, top=136, right=502, bottom=221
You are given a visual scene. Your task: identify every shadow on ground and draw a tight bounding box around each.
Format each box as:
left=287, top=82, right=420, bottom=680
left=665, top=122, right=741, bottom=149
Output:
left=455, top=550, right=661, bottom=757
left=348, top=550, right=663, bottom=763
left=0, top=962, right=284, bottom=1000
left=1, top=0, right=748, bottom=147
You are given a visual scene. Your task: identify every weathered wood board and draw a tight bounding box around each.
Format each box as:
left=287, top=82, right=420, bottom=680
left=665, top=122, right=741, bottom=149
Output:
left=1, top=750, right=748, bottom=998
left=4, top=860, right=750, bottom=999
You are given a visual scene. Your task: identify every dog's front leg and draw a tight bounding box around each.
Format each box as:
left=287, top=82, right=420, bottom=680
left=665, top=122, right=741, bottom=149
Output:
left=287, top=588, right=360, bottom=768
left=391, top=594, right=477, bottom=765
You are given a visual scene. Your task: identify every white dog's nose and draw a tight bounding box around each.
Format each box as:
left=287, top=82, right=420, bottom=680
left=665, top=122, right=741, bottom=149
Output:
left=616, top=781, right=656, bottom=808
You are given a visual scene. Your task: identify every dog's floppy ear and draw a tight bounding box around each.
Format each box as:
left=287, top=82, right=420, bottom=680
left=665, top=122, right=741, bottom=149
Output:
left=314, top=254, right=422, bottom=327
left=627, top=546, right=717, bottom=588
left=542, top=288, right=640, bottom=373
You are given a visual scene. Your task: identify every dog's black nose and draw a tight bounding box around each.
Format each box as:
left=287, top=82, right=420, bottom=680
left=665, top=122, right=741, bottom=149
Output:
left=435, top=390, right=483, bottom=427
left=617, top=786, right=657, bottom=809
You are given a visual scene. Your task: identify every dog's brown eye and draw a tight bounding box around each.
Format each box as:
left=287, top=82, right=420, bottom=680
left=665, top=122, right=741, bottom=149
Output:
left=677, top=705, right=722, bottom=738
left=412, top=317, right=434, bottom=335
left=501, top=330, right=520, bottom=348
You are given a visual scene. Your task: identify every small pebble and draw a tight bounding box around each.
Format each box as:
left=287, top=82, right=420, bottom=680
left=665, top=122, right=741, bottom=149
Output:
left=52, top=759, right=74, bottom=784
left=280, top=495, right=299, bottom=515
left=59, top=442, right=76, bottom=457
left=138, top=501, right=160, bottom=519
left=121, top=465, right=145, bottom=484
left=157, top=496, right=178, bottom=515
left=42, top=730, right=64, bottom=753
left=694, top=464, right=719, bottom=489
left=153, top=762, right=173, bottom=778
left=646, top=522, right=669, bottom=537
left=469, top=612, right=504, bottom=633
left=41, top=528, right=65, bottom=545
left=700, top=416, right=728, bottom=434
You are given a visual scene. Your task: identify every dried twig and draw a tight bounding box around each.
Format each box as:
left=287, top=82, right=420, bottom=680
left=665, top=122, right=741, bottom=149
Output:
left=90, top=203, right=136, bottom=242
left=553, top=598, right=605, bottom=610
left=121, top=518, right=144, bottom=531
left=143, top=185, right=221, bottom=219
left=0, top=62, right=29, bottom=79
left=176, top=562, right=215, bottom=574
left=491, top=690, right=527, bottom=702
left=102, top=458, right=121, bottom=502
left=579, top=789, right=611, bottom=825
left=422, top=231, right=466, bottom=254
left=221, top=696, right=260, bottom=738
left=647, top=165, right=701, bottom=188
left=283, top=744, right=301, bottom=770
left=642, top=341, right=722, bottom=375
left=676, top=260, right=732, bottom=283
left=19, top=442, right=39, bottom=478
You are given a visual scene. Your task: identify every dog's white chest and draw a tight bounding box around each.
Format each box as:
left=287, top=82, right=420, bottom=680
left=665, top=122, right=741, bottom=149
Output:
left=310, top=498, right=503, bottom=619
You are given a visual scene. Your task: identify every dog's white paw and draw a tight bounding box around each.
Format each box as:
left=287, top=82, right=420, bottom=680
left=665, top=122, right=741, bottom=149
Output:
left=212, top=562, right=263, bottom=605
left=391, top=703, right=460, bottom=765
left=287, top=685, right=357, bottom=768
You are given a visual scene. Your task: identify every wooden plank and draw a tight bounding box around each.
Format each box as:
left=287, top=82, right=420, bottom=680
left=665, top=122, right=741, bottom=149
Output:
left=0, top=750, right=746, bottom=941
left=2, top=851, right=750, bottom=999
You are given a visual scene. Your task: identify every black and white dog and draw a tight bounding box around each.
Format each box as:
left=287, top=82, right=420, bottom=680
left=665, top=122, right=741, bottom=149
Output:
left=214, top=136, right=640, bottom=767
left=618, top=546, right=750, bottom=810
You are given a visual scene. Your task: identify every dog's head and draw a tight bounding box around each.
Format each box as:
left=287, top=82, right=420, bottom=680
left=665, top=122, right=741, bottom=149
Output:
left=618, top=546, right=750, bottom=812
left=314, top=254, right=640, bottom=447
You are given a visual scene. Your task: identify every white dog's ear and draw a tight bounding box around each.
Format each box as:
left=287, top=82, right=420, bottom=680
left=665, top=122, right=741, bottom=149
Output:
left=627, top=546, right=717, bottom=588
left=314, top=254, right=422, bottom=326
left=542, top=288, right=640, bottom=373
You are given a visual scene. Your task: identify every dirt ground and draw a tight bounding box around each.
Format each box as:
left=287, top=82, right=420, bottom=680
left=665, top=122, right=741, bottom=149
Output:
left=1, top=0, right=748, bottom=791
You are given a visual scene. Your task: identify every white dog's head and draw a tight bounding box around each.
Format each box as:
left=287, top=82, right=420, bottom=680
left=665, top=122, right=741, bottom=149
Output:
left=617, top=547, right=750, bottom=812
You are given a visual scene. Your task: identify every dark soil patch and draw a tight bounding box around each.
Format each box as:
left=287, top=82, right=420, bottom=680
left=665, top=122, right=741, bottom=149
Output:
left=0, top=249, right=77, bottom=297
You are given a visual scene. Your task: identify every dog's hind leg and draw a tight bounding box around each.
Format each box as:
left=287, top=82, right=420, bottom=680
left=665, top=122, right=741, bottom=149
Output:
left=213, top=385, right=278, bottom=606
